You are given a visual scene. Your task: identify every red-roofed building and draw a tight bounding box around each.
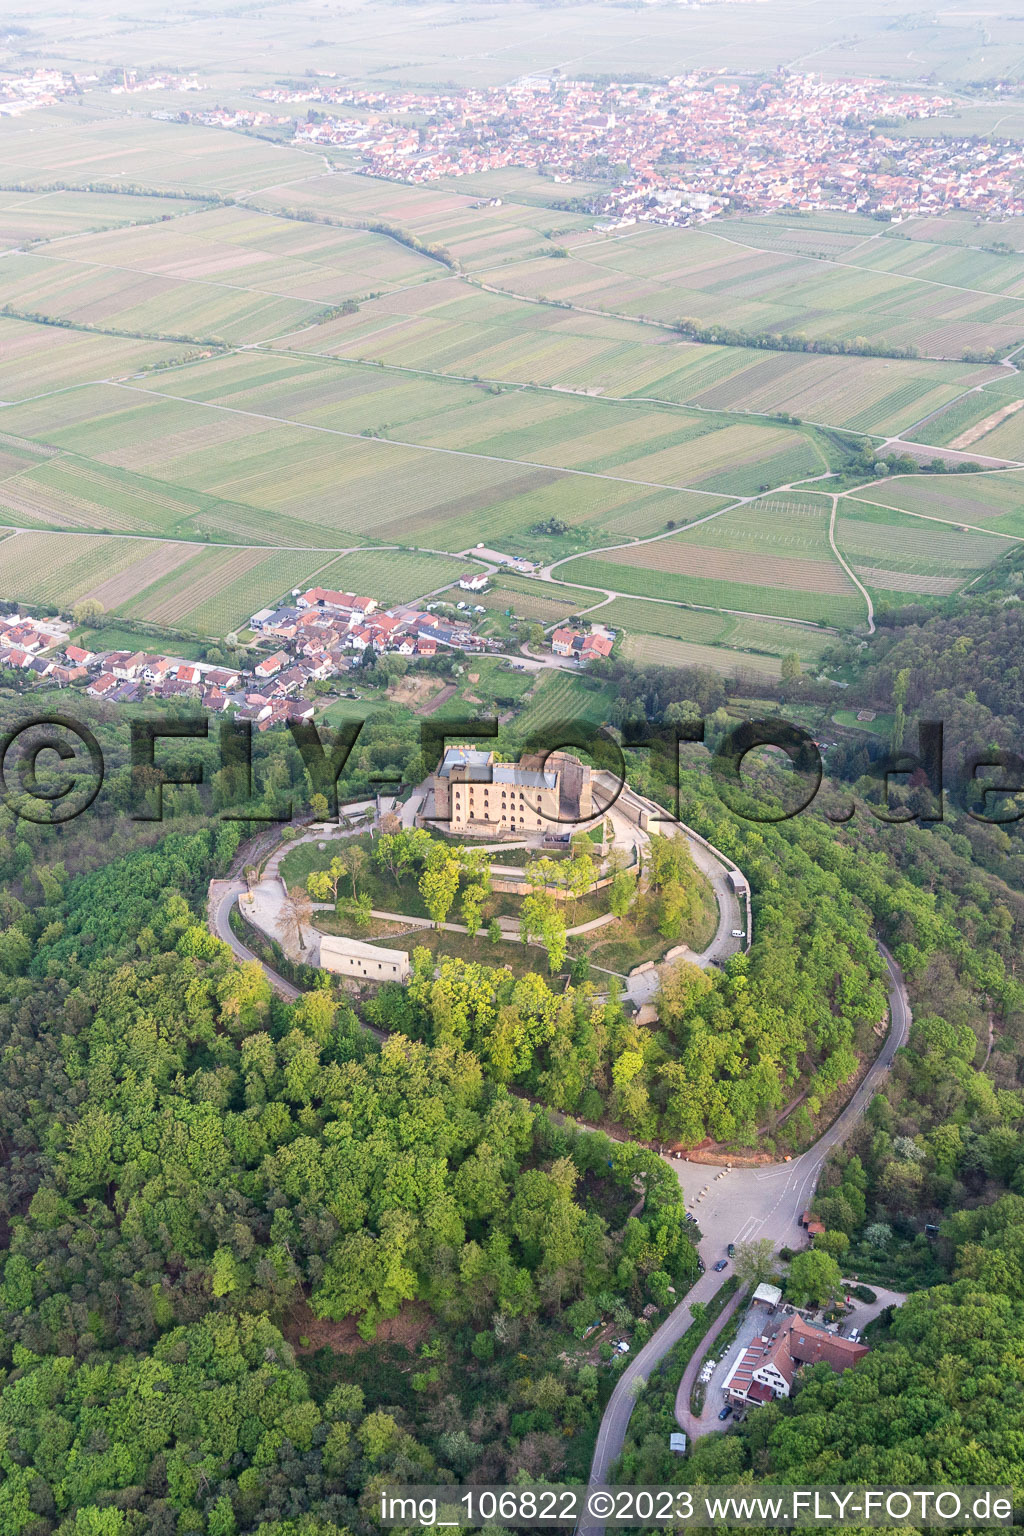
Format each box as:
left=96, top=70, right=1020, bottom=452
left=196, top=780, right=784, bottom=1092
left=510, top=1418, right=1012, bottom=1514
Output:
left=581, top=632, right=614, bottom=660
left=723, top=1315, right=868, bottom=1408
left=298, top=588, right=377, bottom=616
left=254, top=651, right=289, bottom=678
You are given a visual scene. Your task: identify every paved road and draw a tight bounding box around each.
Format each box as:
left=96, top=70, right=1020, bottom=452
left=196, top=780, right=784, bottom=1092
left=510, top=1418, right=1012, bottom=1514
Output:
left=208, top=875, right=390, bottom=1041
left=580, top=942, right=911, bottom=1533
left=209, top=877, right=301, bottom=1001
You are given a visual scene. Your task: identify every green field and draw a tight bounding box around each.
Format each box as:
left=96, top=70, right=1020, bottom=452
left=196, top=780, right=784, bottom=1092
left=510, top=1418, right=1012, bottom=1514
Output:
left=845, top=473, right=1024, bottom=539
left=620, top=630, right=782, bottom=679
left=0, top=206, right=444, bottom=347
left=0, top=316, right=198, bottom=401
left=508, top=669, right=617, bottom=739
left=835, top=499, right=1015, bottom=598
left=479, top=221, right=1024, bottom=359
left=0, top=187, right=211, bottom=247
left=304, top=548, right=469, bottom=605
left=557, top=494, right=868, bottom=627
left=0, top=353, right=814, bottom=556
left=0, top=89, right=1019, bottom=656
left=593, top=596, right=834, bottom=661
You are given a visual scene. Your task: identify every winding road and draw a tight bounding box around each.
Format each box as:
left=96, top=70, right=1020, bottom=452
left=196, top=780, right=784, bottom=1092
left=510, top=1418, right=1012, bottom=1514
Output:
left=580, top=941, right=911, bottom=1533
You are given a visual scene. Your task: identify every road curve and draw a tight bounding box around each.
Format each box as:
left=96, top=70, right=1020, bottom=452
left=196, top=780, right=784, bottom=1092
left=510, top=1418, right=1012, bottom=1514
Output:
left=209, top=878, right=302, bottom=1000
left=208, top=876, right=391, bottom=1042
left=580, top=941, right=911, bottom=1532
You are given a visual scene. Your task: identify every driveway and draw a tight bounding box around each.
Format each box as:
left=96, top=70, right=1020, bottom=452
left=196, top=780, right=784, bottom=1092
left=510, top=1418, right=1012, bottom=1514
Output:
left=674, top=1286, right=750, bottom=1442
left=208, top=878, right=300, bottom=1002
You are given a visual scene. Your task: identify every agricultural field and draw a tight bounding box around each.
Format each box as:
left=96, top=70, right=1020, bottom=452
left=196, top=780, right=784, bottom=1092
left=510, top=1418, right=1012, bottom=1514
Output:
left=480, top=221, right=1024, bottom=357
left=559, top=494, right=868, bottom=626
left=0, top=249, right=322, bottom=346
left=151, top=346, right=818, bottom=500
left=592, top=596, right=834, bottom=662
left=845, top=472, right=1024, bottom=540
left=0, top=187, right=210, bottom=247
left=507, top=668, right=617, bottom=741
left=834, top=499, right=1016, bottom=599
left=620, top=631, right=782, bottom=680
left=2, top=88, right=1020, bottom=653
left=476, top=585, right=582, bottom=625
left=301, top=548, right=468, bottom=605
left=0, top=529, right=198, bottom=610
left=256, top=171, right=597, bottom=269
left=0, top=317, right=196, bottom=401
left=935, top=395, right=1024, bottom=460
left=907, top=374, right=1024, bottom=448
left=0, top=528, right=355, bottom=635
left=0, top=110, right=317, bottom=195
left=0, top=202, right=444, bottom=346
left=272, top=269, right=1002, bottom=438
left=118, top=545, right=339, bottom=633
left=0, top=354, right=815, bottom=557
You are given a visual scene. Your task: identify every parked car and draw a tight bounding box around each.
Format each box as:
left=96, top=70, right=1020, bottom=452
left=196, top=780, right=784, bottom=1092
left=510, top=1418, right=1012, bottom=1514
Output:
left=731, top=929, right=744, bottom=939
left=713, top=1259, right=729, bottom=1272
left=718, top=1405, right=733, bottom=1421
left=848, top=1328, right=861, bottom=1343
left=727, top=1243, right=735, bottom=1257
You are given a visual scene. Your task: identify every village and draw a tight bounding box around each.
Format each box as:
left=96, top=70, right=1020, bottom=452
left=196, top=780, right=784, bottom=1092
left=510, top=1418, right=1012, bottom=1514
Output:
left=273, top=70, right=1024, bottom=223
left=0, top=570, right=616, bottom=721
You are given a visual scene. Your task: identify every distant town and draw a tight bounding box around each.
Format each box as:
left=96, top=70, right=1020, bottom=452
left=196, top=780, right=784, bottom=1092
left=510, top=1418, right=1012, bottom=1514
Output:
left=5, top=64, right=1023, bottom=227
left=274, top=71, right=1024, bottom=224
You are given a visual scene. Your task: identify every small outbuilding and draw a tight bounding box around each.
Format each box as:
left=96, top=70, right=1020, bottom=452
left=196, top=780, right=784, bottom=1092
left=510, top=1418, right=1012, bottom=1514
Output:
left=752, top=1282, right=783, bottom=1309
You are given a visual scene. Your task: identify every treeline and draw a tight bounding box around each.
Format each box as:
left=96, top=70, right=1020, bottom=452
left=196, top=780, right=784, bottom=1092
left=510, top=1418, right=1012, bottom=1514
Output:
left=0, top=180, right=228, bottom=204
left=0, top=302, right=230, bottom=352
left=262, top=201, right=458, bottom=269
left=674, top=316, right=921, bottom=359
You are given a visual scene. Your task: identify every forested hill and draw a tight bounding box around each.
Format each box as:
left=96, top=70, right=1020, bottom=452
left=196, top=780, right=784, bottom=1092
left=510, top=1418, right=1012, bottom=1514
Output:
left=850, top=594, right=1024, bottom=750
left=0, top=828, right=699, bottom=1534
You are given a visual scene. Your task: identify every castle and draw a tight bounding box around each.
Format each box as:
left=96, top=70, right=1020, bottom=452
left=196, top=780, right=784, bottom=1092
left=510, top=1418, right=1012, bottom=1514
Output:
left=432, top=747, right=593, bottom=834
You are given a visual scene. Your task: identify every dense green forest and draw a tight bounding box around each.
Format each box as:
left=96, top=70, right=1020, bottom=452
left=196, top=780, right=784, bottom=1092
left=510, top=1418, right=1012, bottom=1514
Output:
left=0, top=825, right=704, bottom=1533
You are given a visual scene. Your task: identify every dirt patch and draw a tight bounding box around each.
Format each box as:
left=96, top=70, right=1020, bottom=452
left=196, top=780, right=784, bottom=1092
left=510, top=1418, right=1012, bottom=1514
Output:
left=950, top=396, right=1024, bottom=450
left=419, top=682, right=458, bottom=715
left=387, top=673, right=445, bottom=709
left=284, top=1298, right=433, bottom=1356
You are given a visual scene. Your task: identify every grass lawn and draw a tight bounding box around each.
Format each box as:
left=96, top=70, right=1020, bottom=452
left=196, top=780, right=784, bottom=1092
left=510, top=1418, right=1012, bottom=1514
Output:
left=832, top=709, right=895, bottom=736
left=581, top=879, right=717, bottom=973
left=72, top=624, right=208, bottom=659
left=279, top=833, right=430, bottom=917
